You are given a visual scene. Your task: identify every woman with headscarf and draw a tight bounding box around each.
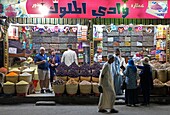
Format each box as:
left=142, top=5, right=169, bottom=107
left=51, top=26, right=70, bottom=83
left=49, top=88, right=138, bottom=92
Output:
left=124, top=59, right=138, bottom=106
left=98, top=54, right=118, bottom=113
left=137, top=57, right=153, bottom=106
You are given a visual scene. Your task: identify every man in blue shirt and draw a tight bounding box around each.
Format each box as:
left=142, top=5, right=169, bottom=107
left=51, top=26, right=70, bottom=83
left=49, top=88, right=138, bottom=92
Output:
left=34, top=47, right=52, bottom=93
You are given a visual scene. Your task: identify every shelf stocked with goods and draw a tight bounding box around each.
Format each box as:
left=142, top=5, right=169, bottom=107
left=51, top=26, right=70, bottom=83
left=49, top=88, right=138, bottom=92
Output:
left=155, top=25, right=168, bottom=62
left=94, top=25, right=155, bottom=59
left=166, top=27, right=170, bottom=63
left=8, top=26, right=34, bottom=58
left=8, top=24, right=88, bottom=66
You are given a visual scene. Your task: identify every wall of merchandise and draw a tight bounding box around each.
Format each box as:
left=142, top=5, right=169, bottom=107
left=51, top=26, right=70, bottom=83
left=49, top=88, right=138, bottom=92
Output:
left=93, top=25, right=169, bottom=62
left=7, top=24, right=88, bottom=64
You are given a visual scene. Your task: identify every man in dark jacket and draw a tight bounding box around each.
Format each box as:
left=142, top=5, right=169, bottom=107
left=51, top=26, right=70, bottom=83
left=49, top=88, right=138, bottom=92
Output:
left=137, top=57, right=153, bottom=106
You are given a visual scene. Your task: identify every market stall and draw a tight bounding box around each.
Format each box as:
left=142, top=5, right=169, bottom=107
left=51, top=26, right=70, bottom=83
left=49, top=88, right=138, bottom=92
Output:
left=1, top=0, right=170, bottom=98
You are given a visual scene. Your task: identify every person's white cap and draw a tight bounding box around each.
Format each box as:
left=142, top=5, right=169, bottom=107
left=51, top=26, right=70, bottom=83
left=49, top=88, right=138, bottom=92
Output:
left=40, top=47, right=45, bottom=51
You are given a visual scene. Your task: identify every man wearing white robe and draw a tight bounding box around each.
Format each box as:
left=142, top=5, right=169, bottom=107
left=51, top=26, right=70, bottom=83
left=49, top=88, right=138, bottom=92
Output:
left=61, top=45, right=78, bottom=66
left=98, top=54, right=118, bottom=113
left=112, top=48, right=124, bottom=95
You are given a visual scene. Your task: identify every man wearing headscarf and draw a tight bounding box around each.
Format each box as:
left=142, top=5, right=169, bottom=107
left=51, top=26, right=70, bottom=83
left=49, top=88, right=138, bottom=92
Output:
left=98, top=54, right=118, bottom=113
left=112, top=48, right=123, bottom=95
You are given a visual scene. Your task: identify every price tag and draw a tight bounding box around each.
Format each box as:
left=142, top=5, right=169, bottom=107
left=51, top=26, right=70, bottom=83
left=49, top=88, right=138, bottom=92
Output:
left=108, top=37, right=113, bottom=42
left=9, top=47, right=17, bottom=54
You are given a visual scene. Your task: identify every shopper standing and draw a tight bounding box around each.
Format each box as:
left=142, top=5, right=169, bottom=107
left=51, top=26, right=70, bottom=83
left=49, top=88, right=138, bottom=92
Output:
left=61, top=45, right=78, bottom=66
left=49, top=49, right=60, bottom=85
left=124, top=59, right=138, bottom=106
left=137, top=57, right=153, bottom=106
left=93, top=51, right=102, bottom=62
left=34, top=47, right=52, bottom=93
left=98, top=54, right=118, bottom=113
left=112, top=48, right=122, bottom=95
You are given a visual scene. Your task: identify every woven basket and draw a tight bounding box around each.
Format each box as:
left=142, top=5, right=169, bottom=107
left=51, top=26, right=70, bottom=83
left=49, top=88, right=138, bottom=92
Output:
left=79, top=84, right=92, bottom=94
left=157, top=69, right=167, bottom=83
left=92, top=77, right=99, bottom=83
left=3, top=84, right=15, bottom=94
left=19, top=75, right=32, bottom=83
left=80, top=76, right=91, bottom=82
left=92, top=84, right=99, bottom=94
left=6, top=76, right=18, bottom=83
left=66, top=84, right=78, bottom=95
left=68, top=77, right=79, bottom=82
left=9, top=71, right=21, bottom=75
left=57, top=76, right=68, bottom=81
left=16, top=84, right=29, bottom=94
left=53, top=84, right=65, bottom=94
left=22, top=71, right=35, bottom=79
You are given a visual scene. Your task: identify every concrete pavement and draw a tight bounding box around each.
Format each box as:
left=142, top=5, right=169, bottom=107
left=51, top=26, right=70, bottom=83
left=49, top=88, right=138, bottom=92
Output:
left=0, top=104, right=170, bottom=115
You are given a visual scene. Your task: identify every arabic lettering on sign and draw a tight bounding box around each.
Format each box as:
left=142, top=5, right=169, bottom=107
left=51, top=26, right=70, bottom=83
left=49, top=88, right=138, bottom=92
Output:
left=59, top=1, right=86, bottom=18
left=131, top=3, right=144, bottom=9
left=92, top=3, right=129, bottom=18
left=55, top=1, right=129, bottom=18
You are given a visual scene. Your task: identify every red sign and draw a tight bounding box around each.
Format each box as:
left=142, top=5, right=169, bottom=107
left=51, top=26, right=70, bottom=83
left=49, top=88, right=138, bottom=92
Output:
left=25, top=0, right=170, bottom=19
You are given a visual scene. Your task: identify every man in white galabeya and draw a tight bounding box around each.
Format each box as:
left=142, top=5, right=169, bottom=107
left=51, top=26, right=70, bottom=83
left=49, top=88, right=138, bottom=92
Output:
left=61, top=45, right=78, bottom=66
left=98, top=54, right=118, bottom=113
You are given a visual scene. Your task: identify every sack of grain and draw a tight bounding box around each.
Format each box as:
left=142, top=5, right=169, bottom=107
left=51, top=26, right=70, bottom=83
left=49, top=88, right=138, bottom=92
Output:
left=157, top=69, right=167, bottom=83
left=79, top=81, right=91, bottom=94
left=19, top=72, right=32, bottom=83
left=66, top=79, right=78, bottom=95
left=6, top=72, right=18, bottom=83
left=3, top=81, right=15, bottom=94
left=66, top=84, right=78, bottom=95
left=22, top=68, right=35, bottom=79
left=16, top=81, right=29, bottom=94
left=92, top=82, right=99, bottom=94
left=9, top=69, right=21, bottom=75
left=53, top=83, right=65, bottom=94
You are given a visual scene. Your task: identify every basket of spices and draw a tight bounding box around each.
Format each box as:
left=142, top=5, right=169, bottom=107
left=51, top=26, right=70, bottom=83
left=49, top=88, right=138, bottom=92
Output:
left=3, top=81, right=15, bottom=94
left=6, top=72, right=19, bottom=83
